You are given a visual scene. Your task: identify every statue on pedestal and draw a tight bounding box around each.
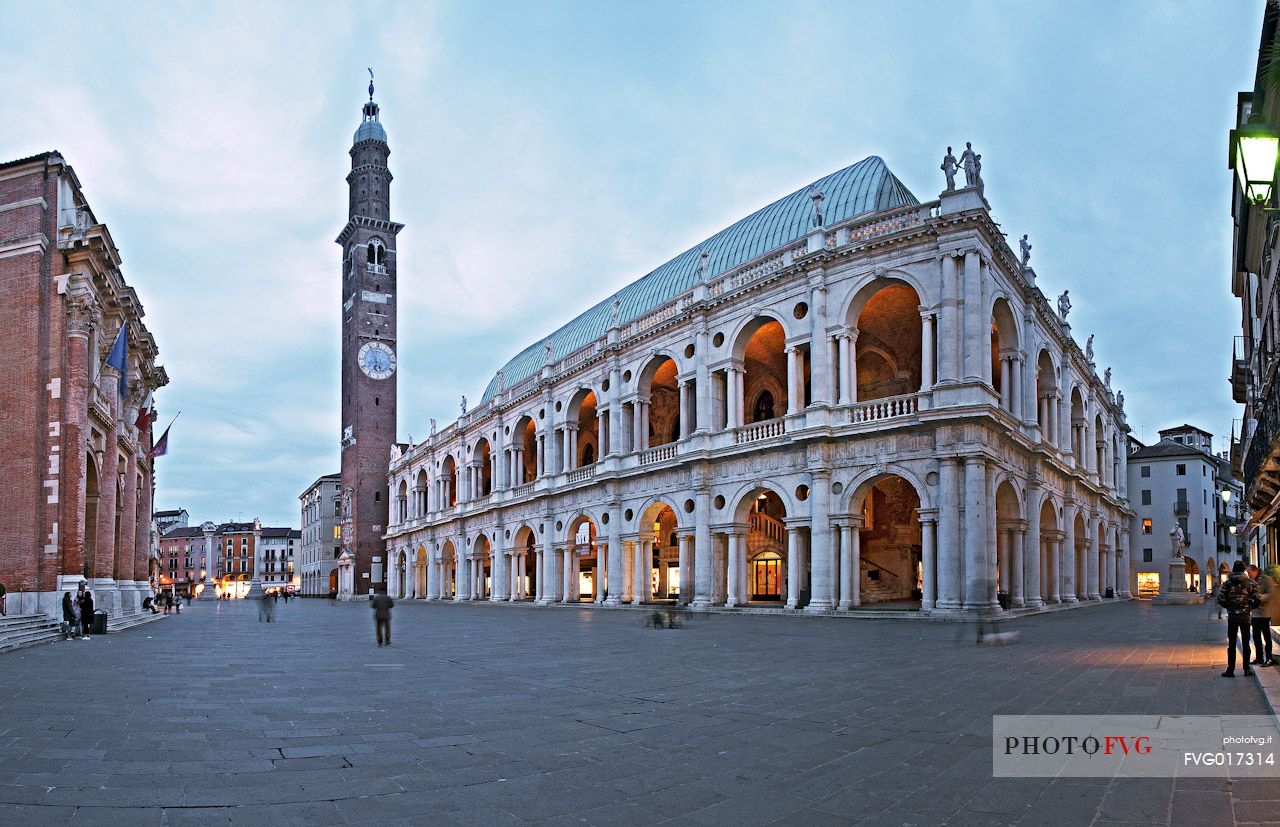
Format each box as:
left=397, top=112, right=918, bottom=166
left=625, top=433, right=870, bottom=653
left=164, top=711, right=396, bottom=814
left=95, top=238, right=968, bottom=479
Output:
left=460, top=395, right=467, bottom=416
left=429, top=418, right=437, bottom=436
left=1085, top=334, right=1094, bottom=363
left=959, top=142, right=978, bottom=187
left=1020, top=234, right=1031, bottom=267
left=941, top=147, right=959, bottom=192
left=696, top=249, right=709, bottom=281
left=609, top=297, right=621, bottom=327
left=1057, top=290, right=1071, bottom=321
left=1104, top=367, right=1112, bottom=388
left=1170, top=521, right=1185, bottom=559
left=1116, top=391, right=1125, bottom=410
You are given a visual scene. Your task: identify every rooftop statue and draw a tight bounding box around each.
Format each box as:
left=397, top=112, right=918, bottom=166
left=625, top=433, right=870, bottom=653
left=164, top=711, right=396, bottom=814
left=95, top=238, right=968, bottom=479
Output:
left=543, top=338, right=555, bottom=365
left=973, top=154, right=984, bottom=195
left=460, top=395, right=467, bottom=416
left=941, top=146, right=959, bottom=192
left=959, top=142, right=978, bottom=188
left=1020, top=234, right=1031, bottom=267
left=496, top=370, right=505, bottom=392
left=1057, top=290, right=1071, bottom=321
left=1116, top=390, right=1125, bottom=410
left=1085, top=334, right=1094, bottom=362
left=609, top=297, right=621, bottom=327
left=1104, top=367, right=1112, bottom=388
left=696, top=249, right=709, bottom=281
left=430, top=418, right=437, bottom=436
left=808, top=186, right=825, bottom=229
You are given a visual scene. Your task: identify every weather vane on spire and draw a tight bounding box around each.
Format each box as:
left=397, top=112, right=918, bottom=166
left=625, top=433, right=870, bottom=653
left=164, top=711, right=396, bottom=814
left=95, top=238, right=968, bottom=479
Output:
left=367, top=67, right=375, bottom=101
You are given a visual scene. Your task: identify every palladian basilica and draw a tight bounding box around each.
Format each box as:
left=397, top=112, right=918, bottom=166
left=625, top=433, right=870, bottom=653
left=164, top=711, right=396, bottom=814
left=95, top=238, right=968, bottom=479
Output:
left=382, top=150, right=1132, bottom=615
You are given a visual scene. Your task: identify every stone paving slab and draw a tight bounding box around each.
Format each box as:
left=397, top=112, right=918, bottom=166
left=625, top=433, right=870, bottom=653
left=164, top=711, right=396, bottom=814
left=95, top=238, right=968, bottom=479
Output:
left=0, top=598, right=1277, bottom=825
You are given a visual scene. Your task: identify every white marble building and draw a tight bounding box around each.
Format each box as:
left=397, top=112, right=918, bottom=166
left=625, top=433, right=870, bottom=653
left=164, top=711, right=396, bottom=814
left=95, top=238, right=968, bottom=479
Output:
left=383, top=154, right=1132, bottom=614
left=299, top=473, right=342, bottom=596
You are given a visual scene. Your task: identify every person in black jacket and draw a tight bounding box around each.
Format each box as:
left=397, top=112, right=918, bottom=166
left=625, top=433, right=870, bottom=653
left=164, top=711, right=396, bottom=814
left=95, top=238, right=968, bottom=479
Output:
left=1218, top=561, right=1260, bottom=677
left=61, top=592, right=77, bottom=640
left=78, top=589, right=95, bottom=639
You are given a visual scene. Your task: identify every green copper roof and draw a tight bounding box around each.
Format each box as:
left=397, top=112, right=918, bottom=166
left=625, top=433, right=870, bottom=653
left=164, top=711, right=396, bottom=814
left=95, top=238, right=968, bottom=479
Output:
left=480, top=155, right=918, bottom=402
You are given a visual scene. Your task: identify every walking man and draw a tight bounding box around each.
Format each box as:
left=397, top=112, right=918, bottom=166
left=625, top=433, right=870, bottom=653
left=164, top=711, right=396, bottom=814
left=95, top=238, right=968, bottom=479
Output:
left=1218, top=560, right=1260, bottom=677
left=371, top=588, right=394, bottom=646
left=1248, top=564, right=1275, bottom=667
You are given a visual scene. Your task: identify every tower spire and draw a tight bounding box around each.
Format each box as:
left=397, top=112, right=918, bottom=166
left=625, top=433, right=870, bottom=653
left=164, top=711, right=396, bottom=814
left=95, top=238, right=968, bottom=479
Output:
left=367, top=67, right=375, bottom=101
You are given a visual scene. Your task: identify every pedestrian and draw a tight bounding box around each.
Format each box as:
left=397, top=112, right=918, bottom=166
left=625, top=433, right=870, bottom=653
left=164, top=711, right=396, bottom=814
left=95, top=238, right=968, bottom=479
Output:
left=1248, top=564, right=1275, bottom=667
left=174, top=593, right=182, bottom=614
left=272, top=590, right=279, bottom=604
left=258, top=591, right=274, bottom=622
left=70, top=591, right=84, bottom=638
left=61, top=592, right=77, bottom=640
left=371, top=588, right=394, bottom=646
left=1217, top=560, right=1260, bottom=677
left=78, top=589, right=94, bottom=639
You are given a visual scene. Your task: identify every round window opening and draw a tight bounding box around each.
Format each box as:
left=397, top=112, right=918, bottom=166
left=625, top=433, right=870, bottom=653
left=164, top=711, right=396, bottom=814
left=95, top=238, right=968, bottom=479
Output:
left=601, top=513, right=609, bottom=525
left=683, top=499, right=695, bottom=514
left=624, top=508, right=634, bottom=521
left=712, top=332, right=725, bottom=348
left=602, top=378, right=610, bottom=392
left=796, top=484, right=810, bottom=501
left=793, top=302, right=809, bottom=320
left=555, top=520, right=563, bottom=532
left=684, top=344, right=695, bottom=359
left=623, top=370, right=633, bottom=383
left=832, top=481, right=844, bottom=496
left=713, top=495, right=725, bottom=510
left=555, top=401, right=562, bottom=412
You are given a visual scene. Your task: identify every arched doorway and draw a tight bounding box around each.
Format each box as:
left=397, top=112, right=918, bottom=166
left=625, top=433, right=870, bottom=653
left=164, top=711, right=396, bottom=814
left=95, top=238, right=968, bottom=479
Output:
left=995, top=480, right=1023, bottom=606
left=1035, top=351, right=1058, bottom=445
left=565, top=390, right=600, bottom=470
left=512, top=416, right=537, bottom=485
left=1183, top=556, right=1199, bottom=593
left=728, top=488, right=788, bottom=605
left=1073, top=510, right=1088, bottom=601
left=565, top=515, right=597, bottom=602
left=849, top=475, right=923, bottom=608
left=511, top=526, right=538, bottom=600
left=637, top=500, right=681, bottom=603
left=990, top=298, right=1020, bottom=412
left=735, top=318, right=792, bottom=426
left=472, top=439, right=492, bottom=498
left=441, top=456, right=458, bottom=507
left=472, top=535, right=491, bottom=599
left=439, top=540, right=457, bottom=600
left=853, top=283, right=922, bottom=403
left=638, top=356, right=682, bottom=448
left=416, top=544, right=429, bottom=597
left=1039, top=499, right=1061, bottom=603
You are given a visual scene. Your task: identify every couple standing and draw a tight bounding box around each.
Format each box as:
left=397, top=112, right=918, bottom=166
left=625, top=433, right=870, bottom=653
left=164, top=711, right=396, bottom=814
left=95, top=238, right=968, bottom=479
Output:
left=60, top=588, right=95, bottom=640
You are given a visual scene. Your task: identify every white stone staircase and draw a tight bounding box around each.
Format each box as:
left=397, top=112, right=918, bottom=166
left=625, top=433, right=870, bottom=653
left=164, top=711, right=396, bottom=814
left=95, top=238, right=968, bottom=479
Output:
left=0, top=614, right=64, bottom=653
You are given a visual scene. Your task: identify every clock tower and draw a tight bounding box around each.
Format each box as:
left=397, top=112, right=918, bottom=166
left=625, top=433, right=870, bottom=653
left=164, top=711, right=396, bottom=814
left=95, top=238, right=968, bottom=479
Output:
left=335, top=74, right=402, bottom=598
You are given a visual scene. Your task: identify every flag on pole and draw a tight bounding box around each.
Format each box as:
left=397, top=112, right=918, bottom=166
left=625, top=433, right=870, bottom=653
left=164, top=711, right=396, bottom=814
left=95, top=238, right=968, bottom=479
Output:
left=150, top=424, right=170, bottom=459
left=134, top=390, right=154, bottom=431
left=106, top=324, right=128, bottom=400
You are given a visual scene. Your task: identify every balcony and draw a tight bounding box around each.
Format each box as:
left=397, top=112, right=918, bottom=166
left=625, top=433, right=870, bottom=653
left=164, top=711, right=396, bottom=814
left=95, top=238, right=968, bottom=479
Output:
left=1232, top=336, right=1250, bottom=404
left=1174, top=498, right=1190, bottom=515
left=736, top=418, right=785, bottom=445
left=850, top=392, right=920, bottom=425
left=640, top=444, right=678, bottom=465
left=1244, top=369, right=1280, bottom=501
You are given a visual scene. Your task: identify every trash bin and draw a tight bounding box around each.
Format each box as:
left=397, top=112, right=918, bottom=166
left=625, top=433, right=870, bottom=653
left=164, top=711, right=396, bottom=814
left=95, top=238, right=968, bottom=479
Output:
left=92, top=610, right=107, bottom=636
left=997, top=591, right=1011, bottom=611
left=1105, top=587, right=1114, bottom=599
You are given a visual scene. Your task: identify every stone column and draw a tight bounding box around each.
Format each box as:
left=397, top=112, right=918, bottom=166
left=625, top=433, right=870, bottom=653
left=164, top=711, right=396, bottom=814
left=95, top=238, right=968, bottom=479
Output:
left=938, top=254, right=960, bottom=383
left=1088, top=518, right=1101, bottom=600
left=785, top=527, right=802, bottom=609
left=1010, top=357, right=1022, bottom=418
left=936, top=458, right=962, bottom=609
left=837, top=523, right=853, bottom=610
left=695, top=326, right=711, bottom=433
left=678, top=379, right=690, bottom=439
left=116, top=446, right=138, bottom=612
left=199, top=525, right=217, bottom=599
left=962, top=456, right=991, bottom=610
left=837, top=330, right=853, bottom=404
left=678, top=532, right=692, bottom=605
left=94, top=366, right=121, bottom=613
left=726, top=368, right=743, bottom=429
left=805, top=470, right=834, bottom=613
left=786, top=346, right=800, bottom=415
left=633, top=539, right=650, bottom=605
left=920, top=311, right=935, bottom=390
left=491, top=536, right=508, bottom=602
left=693, top=488, right=713, bottom=608
left=999, top=357, right=1012, bottom=410
left=808, top=277, right=831, bottom=406
left=962, top=250, right=983, bottom=381
left=637, top=405, right=649, bottom=452
left=605, top=507, right=622, bottom=606
left=1012, top=525, right=1026, bottom=607
left=919, top=510, right=938, bottom=611
left=1024, top=506, right=1041, bottom=608
left=1062, top=513, right=1078, bottom=602
left=60, top=304, right=91, bottom=586
left=1118, top=527, right=1132, bottom=597
left=726, top=532, right=743, bottom=607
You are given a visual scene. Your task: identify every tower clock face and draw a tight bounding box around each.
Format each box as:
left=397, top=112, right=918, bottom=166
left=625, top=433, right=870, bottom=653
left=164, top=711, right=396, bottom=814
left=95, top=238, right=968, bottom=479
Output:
left=358, top=341, right=396, bottom=380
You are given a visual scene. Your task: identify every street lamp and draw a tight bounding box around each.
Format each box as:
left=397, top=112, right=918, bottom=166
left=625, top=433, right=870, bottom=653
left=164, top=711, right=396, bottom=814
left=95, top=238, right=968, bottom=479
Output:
left=1221, top=489, right=1232, bottom=504
left=1230, top=113, right=1280, bottom=206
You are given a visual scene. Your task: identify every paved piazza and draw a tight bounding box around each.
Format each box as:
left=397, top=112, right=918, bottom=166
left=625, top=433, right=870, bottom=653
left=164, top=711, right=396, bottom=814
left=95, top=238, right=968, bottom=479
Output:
left=0, top=601, right=1277, bottom=826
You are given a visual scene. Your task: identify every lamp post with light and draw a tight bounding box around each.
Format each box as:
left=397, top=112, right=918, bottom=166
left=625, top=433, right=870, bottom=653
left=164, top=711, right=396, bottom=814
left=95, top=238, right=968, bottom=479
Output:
left=1230, top=112, right=1280, bottom=207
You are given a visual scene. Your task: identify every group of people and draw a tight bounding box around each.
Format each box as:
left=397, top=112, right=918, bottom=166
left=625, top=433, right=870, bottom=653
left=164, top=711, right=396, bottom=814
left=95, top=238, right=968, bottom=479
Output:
left=59, top=588, right=96, bottom=640
left=142, top=592, right=186, bottom=614
left=1217, top=561, right=1278, bottom=676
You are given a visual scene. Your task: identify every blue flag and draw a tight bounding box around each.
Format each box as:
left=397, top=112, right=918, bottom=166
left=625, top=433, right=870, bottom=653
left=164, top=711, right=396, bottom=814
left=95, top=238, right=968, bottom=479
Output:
left=106, top=324, right=128, bottom=400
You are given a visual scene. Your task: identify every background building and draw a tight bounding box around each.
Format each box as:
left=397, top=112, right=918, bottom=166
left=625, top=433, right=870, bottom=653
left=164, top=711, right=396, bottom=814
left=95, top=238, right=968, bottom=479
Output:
left=0, top=151, right=168, bottom=620
left=1128, top=425, right=1241, bottom=597
left=1231, top=5, right=1280, bottom=573
left=155, top=508, right=189, bottom=536
left=299, top=473, right=341, bottom=596
left=259, top=527, right=300, bottom=592
left=158, top=526, right=202, bottom=596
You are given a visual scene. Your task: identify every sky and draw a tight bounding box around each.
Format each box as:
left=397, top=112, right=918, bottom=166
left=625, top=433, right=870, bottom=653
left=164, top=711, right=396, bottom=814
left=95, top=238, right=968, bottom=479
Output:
left=0, top=1, right=1264, bottom=527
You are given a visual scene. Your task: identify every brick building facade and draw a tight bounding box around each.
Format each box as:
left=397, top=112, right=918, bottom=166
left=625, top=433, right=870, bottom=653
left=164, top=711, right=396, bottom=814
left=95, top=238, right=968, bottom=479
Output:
left=0, top=151, right=167, bottom=619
